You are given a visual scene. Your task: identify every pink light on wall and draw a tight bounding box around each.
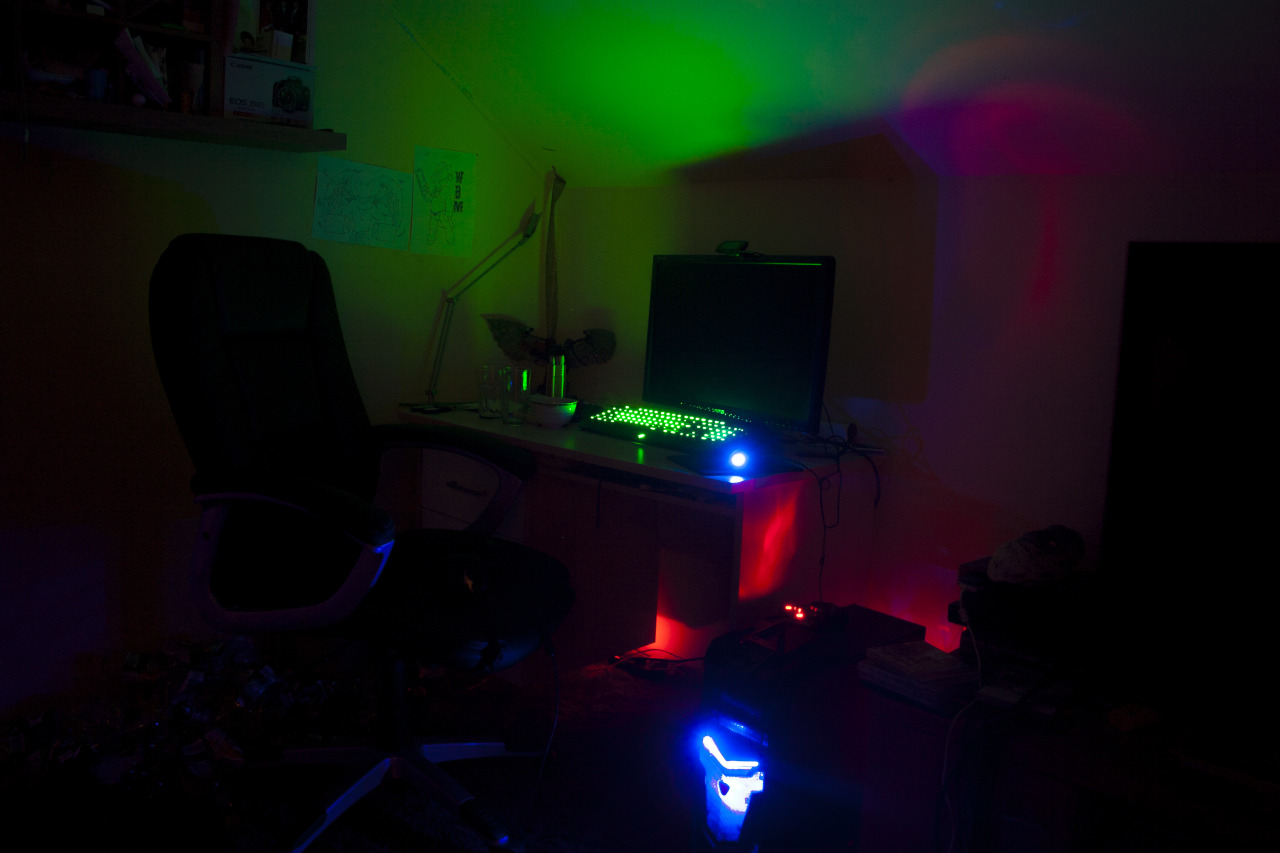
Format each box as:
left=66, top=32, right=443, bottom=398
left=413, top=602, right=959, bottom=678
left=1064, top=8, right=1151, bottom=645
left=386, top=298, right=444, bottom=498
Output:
left=738, top=481, right=804, bottom=601
left=858, top=566, right=966, bottom=653
left=1024, top=181, right=1063, bottom=311
left=642, top=613, right=733, bottom=662
left=651, top=612, right=679, bottom=653
left=939, top=81, right=1160, bottom=175
left=895, top=35, right=1168, bottom=176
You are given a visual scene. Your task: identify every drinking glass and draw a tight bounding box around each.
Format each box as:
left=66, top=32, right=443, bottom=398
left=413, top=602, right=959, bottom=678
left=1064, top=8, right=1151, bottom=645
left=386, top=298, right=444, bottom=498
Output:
left=477, top=364, right=502, bottom=418
left=501, top=367, right=530, bottom=424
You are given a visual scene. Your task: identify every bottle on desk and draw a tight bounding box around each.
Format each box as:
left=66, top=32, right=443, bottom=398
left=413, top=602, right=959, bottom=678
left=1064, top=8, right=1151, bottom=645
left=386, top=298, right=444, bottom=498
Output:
left=547, top=354, right=566, bottom=399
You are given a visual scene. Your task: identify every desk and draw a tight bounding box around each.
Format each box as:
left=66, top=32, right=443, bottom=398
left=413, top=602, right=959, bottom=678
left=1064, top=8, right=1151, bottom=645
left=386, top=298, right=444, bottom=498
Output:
left=395, top=408, right=832, bottom=668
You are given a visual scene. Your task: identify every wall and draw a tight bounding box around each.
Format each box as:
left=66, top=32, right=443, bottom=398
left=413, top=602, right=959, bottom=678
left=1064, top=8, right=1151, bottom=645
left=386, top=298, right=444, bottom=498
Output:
left=0, top=0, right=541, bottom=713
left=553, top=156, right=1280, bottom=649
left=4, top=6, right=1277, bottom=712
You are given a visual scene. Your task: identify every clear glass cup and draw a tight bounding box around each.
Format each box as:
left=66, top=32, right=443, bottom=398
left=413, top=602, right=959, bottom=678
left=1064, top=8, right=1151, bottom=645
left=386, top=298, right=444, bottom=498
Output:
left=501, top=366, right=530, bottom=425
left=477, top=364, right=502, bottom=418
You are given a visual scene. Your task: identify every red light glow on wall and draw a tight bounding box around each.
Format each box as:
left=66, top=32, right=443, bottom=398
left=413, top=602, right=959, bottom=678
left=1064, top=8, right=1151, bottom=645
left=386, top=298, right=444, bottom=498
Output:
left=738, top=482, right=803, bottom=601
left=645, top=613, right=730, bottom=662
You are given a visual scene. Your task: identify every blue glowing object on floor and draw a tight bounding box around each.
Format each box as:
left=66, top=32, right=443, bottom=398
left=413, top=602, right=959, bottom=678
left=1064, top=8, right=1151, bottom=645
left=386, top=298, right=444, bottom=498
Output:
left=702, top=735, right=759, bottom=772
left=698, top=729, right=765, bottom=844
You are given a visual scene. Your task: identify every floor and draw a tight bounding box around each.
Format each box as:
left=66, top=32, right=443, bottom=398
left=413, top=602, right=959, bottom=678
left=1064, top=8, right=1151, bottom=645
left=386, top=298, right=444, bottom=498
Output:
left=1, top=635, right=708, bottom=852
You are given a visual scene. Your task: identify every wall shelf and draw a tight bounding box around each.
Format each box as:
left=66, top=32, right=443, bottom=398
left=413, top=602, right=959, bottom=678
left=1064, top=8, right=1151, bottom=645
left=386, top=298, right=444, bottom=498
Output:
left=1, top=92, right=346, bottom=152
left=4, top=1, right=341, bottom=153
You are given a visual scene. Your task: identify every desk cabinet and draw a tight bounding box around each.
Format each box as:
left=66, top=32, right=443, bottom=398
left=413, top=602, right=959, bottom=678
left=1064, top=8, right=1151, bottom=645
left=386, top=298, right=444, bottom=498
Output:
left=418, top=449, right=508, bottom=530
left=518, top=462, right=740, bottom=670
left=395, top=410, right=830, bottom=669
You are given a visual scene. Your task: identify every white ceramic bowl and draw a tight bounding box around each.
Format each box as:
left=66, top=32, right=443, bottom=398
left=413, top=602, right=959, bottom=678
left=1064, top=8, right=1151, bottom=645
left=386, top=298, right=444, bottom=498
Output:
left=527, top=395, right=577, bottom=428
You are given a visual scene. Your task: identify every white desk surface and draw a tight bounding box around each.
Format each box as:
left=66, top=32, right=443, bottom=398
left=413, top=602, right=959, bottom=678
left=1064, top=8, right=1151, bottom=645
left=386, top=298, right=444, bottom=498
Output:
left=396, top=406, right=823, bottom=495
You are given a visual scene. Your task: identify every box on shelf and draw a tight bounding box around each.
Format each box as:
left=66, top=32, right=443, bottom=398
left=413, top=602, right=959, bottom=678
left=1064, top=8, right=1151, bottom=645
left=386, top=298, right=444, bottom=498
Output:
left=233, top=0, right=314, bottom=65
left=223, top=54, right=314, bottom=128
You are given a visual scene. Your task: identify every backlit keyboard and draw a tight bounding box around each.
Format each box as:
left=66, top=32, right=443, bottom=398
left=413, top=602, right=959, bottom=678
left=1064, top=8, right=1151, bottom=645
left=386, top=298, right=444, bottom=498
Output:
left=579, top=405, right=746, bottom=451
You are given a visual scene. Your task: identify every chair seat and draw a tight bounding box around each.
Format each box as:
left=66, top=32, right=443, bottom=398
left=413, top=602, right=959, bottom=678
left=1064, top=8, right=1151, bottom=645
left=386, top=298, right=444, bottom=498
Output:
left=347, top=529, right=574, bottom=673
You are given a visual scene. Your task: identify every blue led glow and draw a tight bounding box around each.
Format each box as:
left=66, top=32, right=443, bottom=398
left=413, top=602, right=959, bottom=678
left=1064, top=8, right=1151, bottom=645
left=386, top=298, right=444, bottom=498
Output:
left=698, top=730, right=766, bottom=841
left=713, top=770, right=765, bottom=813
left=729, top=451, right=749, bottom=468
left=720, top=718, right=766, bottom=744
left=702, top=735, right=758, bottom=770
left=369, top=540, right=394, bottom=587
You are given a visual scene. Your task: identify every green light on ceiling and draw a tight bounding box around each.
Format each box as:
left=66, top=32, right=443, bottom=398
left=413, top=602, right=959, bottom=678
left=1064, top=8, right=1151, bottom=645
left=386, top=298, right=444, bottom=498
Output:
left=541, top=10, right=755, bottom=164
left=391, top=0, right=911, bottom=182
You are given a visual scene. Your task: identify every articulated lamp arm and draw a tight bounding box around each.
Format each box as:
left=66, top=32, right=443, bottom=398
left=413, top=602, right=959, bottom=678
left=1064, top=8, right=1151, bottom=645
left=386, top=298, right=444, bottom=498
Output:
left=425, top=212, right=541, bottom=402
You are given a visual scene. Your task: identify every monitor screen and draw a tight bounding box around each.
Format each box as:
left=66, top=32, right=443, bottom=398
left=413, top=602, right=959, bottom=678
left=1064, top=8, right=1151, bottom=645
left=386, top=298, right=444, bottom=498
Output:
left=643, top=254, right=836, bottom=435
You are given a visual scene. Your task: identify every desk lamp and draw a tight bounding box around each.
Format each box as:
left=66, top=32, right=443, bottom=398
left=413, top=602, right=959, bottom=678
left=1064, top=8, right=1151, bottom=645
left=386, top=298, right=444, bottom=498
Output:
left=424, top=212, right=541, bottom=407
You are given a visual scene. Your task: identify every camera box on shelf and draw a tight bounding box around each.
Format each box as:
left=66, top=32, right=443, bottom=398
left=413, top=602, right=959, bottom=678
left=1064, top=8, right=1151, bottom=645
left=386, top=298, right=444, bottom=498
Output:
left=223, top=54, right=314, bottom=128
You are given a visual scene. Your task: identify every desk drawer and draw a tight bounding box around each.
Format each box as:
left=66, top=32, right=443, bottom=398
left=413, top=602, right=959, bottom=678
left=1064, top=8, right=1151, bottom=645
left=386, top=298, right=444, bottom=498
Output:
left=420, top=449, right=504, bottom=529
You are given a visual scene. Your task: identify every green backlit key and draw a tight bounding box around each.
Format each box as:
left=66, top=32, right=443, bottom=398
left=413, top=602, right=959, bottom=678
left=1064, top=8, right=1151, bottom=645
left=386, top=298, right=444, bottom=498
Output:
left=579, top=405, right=746, bottom=451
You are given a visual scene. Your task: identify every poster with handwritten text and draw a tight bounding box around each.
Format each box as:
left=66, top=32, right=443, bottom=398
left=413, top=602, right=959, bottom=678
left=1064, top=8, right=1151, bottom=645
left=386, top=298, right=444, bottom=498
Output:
left=411, top=147, right=476, bottom=257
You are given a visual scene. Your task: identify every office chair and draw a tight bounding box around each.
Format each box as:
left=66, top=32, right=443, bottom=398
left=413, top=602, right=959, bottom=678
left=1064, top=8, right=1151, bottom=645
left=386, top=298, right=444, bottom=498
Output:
left=149, top=233, right=574, bottom=851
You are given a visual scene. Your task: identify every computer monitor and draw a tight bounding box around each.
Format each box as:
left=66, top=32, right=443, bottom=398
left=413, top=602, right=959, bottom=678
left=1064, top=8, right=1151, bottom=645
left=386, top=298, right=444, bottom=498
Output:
left=643, top=254, right=837, bottom=436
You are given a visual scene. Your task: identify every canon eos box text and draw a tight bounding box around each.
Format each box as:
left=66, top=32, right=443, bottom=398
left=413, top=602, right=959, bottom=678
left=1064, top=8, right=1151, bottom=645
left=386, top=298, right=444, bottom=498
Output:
left=224, top=55, right=314, bottom=128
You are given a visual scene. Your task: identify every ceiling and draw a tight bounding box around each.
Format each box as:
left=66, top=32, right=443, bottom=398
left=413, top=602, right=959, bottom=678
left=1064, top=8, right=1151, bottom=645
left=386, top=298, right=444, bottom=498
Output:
left=390, top=0, right=1279, bottom=186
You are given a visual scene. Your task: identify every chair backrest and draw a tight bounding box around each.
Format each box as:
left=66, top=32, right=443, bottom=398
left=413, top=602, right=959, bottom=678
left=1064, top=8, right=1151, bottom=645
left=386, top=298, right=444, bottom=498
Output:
left=149, top=233, right=378, bottom=498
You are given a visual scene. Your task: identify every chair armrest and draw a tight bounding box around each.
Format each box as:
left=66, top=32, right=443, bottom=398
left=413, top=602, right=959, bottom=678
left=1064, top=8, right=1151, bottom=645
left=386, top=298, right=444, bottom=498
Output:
left=191, top=471, right=395, bottom=547
left=188, top=474, right=395, bottom=634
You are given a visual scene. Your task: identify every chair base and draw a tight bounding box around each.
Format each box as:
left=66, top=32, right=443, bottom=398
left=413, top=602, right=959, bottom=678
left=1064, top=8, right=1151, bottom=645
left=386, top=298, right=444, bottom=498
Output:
left=267, top=739, right=541, bottom=852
